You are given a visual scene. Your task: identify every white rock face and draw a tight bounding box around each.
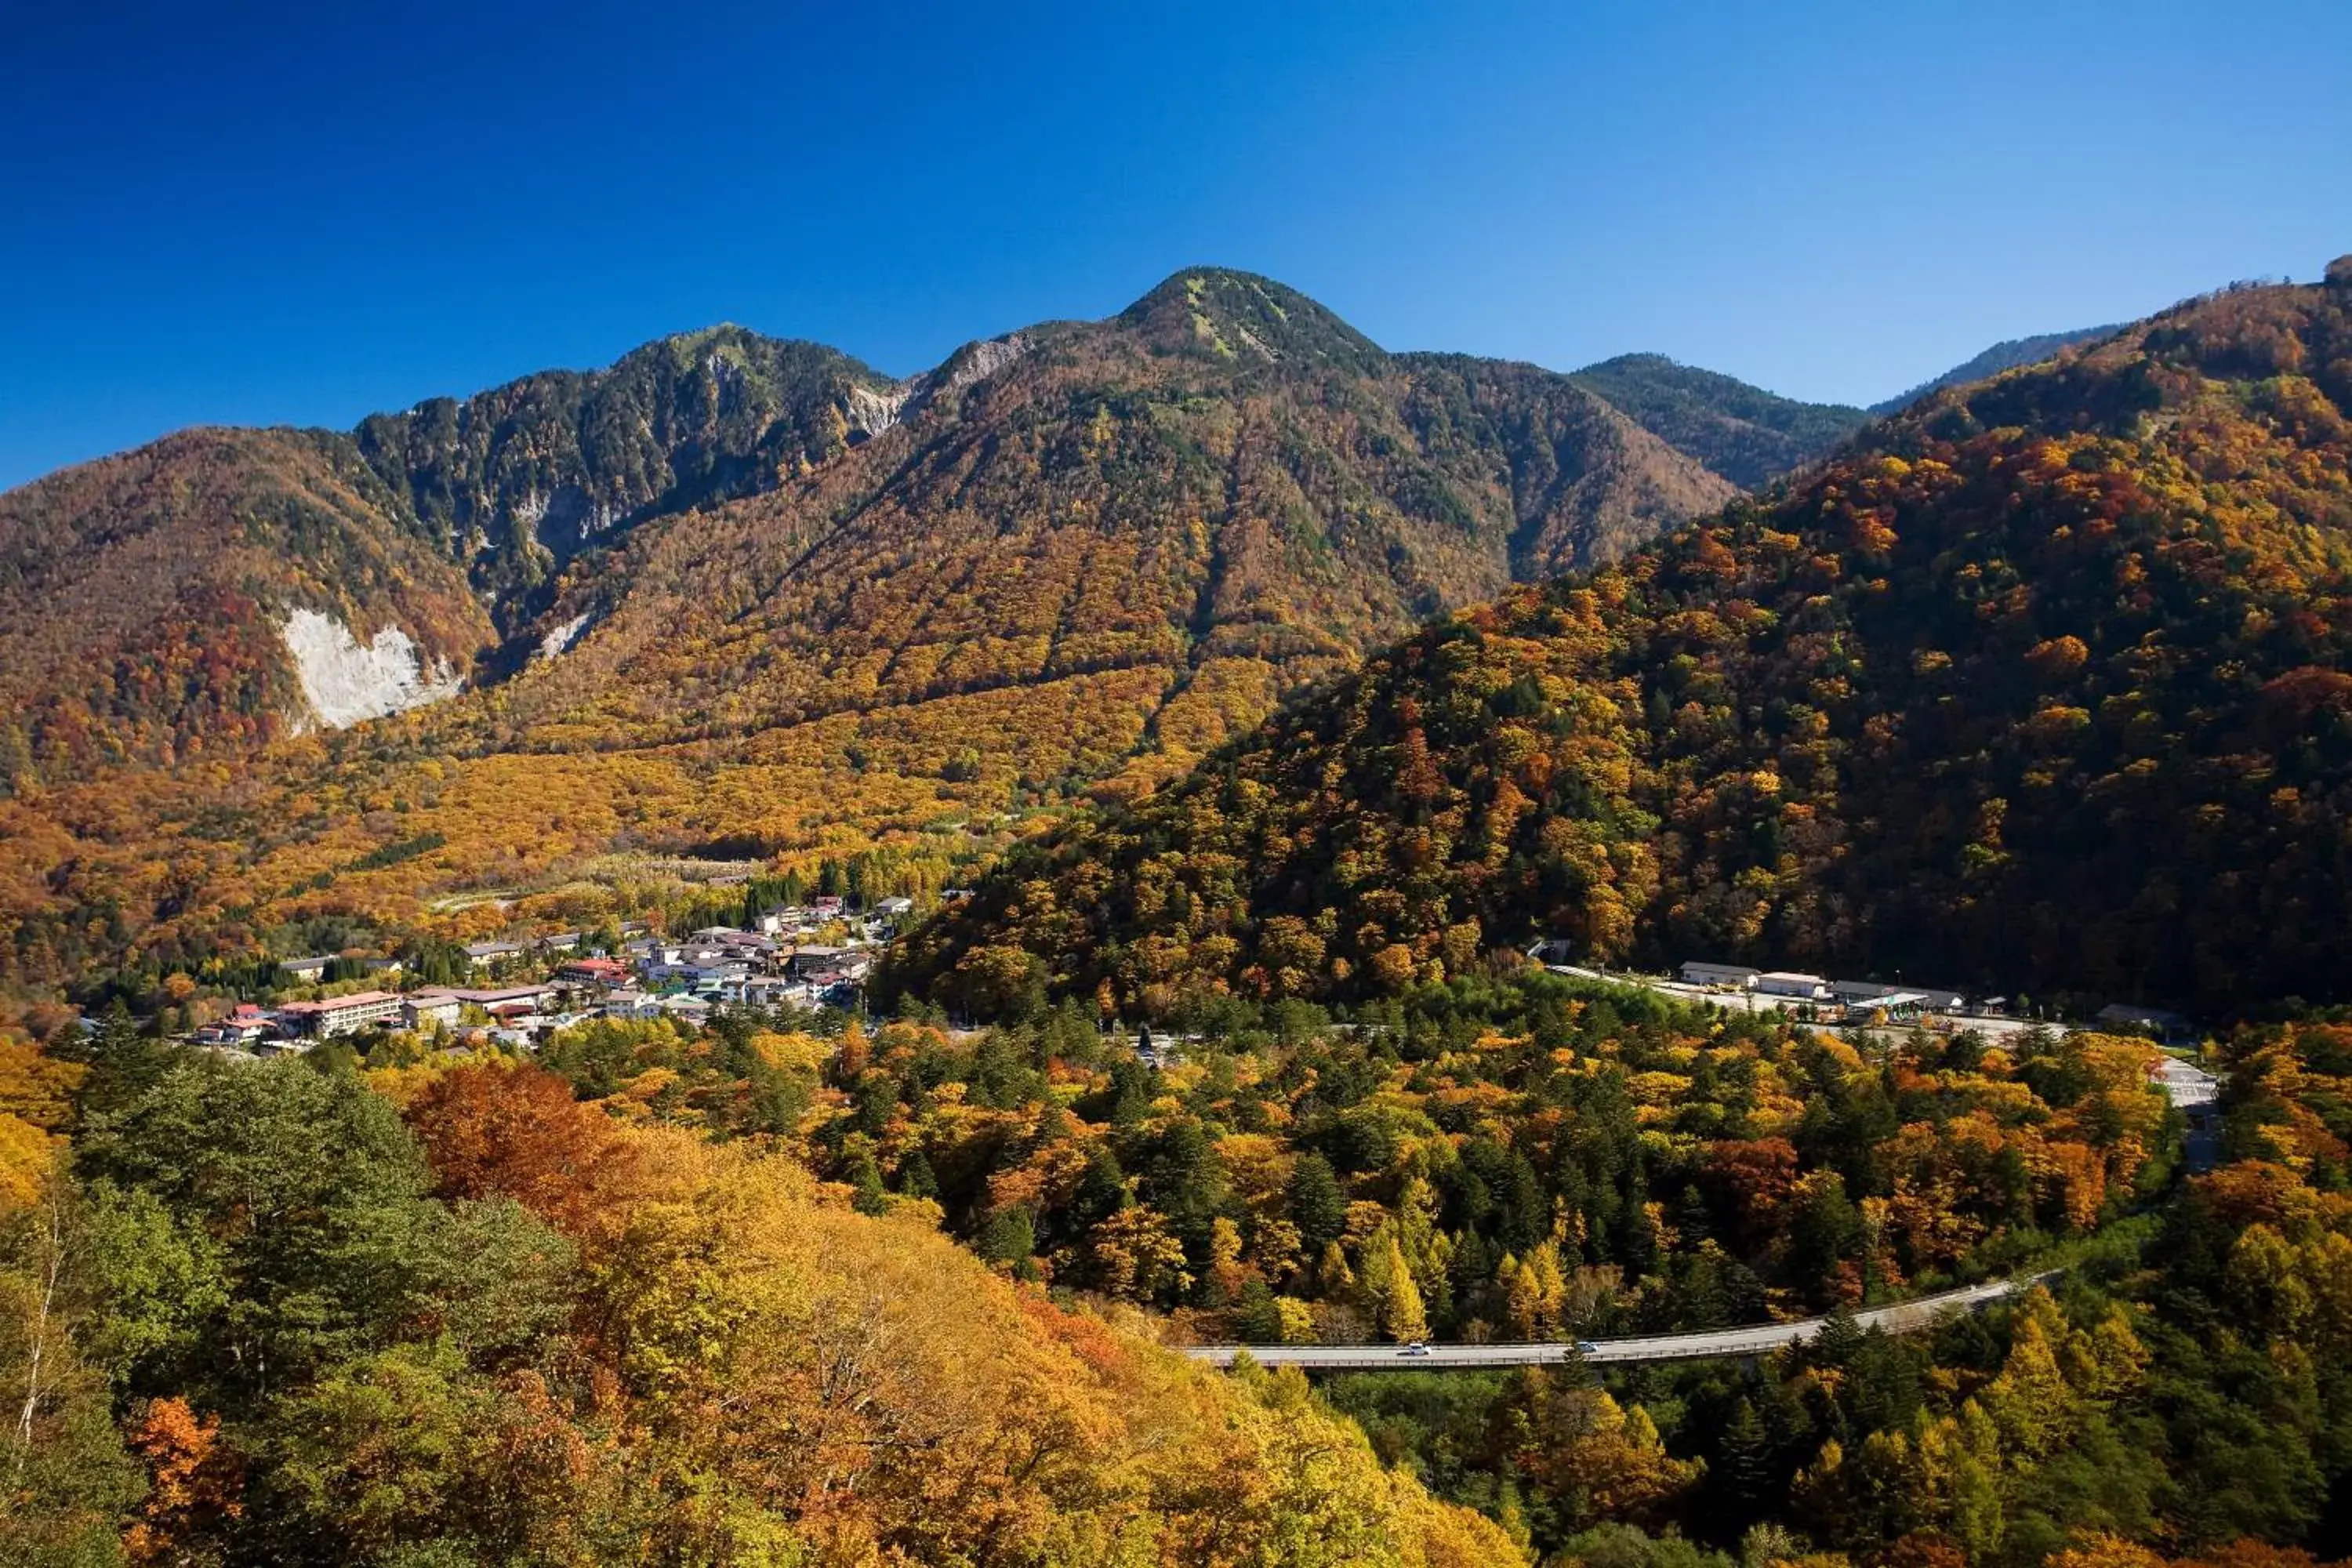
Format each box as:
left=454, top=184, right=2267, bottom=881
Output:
left=847, top=383, right=913, bottom=438
left=934, top=332, right=1028, bottom=397
left=847, top=333, right=1030, bottom=441
left=281, top=609, right=463, bottom=729
left=538, top=612, right=592, bottom=661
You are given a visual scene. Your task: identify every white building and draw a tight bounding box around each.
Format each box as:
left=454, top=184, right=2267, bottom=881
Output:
left=601, top=991, right=665, bottom=1021
left=1755, top=971, right=1831, bottom=1000
left=403, top=992, right=463, bottom=1029
left=278, top=990, right=402, bottom=1038
left=1833, top=979, right=1965, bottom=1014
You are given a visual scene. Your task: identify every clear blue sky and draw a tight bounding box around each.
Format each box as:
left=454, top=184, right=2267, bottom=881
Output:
left=5, top=0, right=2348, bottom=491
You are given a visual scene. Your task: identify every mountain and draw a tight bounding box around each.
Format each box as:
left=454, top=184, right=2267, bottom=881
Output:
left=477, top=271, right=1737, bottom=763
left=0, top=273, right=1796, bottom=808
left=350, top=325, right=901, bottom=619
left=0, top=427, right=492, bottom=785
left=1867, top=323, right=2122, bottom=416
left=0, top=330, right=898, bottom=792
left=1565, top=353, right=1870, bottom=488
left=0, top=268, right=1741, bottom=989
left=886, top=262, right=2352, bottom=1019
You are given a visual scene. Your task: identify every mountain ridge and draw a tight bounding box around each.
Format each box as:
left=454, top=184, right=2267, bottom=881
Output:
left=0, top=268, right=1751, bottom=989
left=1564, top=351, right=1870, bottom=488
left=1867, top=322, right=2122, bottom=415
left=885, top=263, right=2352, bottom=1018
left=0, top=266, right=2249, bottom=994
left=0, top=270, right=1769, bottom=800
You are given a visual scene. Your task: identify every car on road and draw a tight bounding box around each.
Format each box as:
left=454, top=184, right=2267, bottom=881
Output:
left=1399, top=1341, right=1431, bottom=1356
left=1573, top=1340, right=1599, bottom=1355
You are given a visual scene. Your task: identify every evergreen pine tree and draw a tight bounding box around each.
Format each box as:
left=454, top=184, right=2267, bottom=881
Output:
left=895, top=1149, right=938, bottom=1200
left=1289, top=1152, right=1348, bottom=1253
left=1236, top=1278, right=1284, bottom=1343
left=1716, top=1397, right=1773, bottom=1523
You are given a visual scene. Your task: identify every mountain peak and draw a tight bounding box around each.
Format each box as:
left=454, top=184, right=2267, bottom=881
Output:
left=1116, top=267, right=1388, bottom=374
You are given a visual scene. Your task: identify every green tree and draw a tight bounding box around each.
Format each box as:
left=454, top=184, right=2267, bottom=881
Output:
left=1289, top=1152, right=1348, bottom=1254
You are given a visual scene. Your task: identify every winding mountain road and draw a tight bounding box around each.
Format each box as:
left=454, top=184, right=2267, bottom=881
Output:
left=1182, top=1274, right=2046, bottom=1371
left=1186, top=1031, right=2219, bottom=1374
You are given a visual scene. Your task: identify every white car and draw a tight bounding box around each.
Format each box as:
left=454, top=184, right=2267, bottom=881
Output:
left=1399, top=1341, right=1432, bottom=1356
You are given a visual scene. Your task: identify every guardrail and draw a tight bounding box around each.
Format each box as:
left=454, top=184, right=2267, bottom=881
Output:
left=1183, top=1272, right=2051, bottom=1370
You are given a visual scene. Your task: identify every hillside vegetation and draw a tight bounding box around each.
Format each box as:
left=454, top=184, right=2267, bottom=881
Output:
left=1870, top=325, right=2122, bottom=417
left=1566, top=354, right=1869, bottom=490
left=0, top=1031, right=1519, bottom=1566
left=643, top=980, right=2347, bottom=1568
left=0, top=333, right=896, bottom=793
left=0, top=429, right=493, bottom=785
left=352, top=325, right=901, bottom=614
left=0, top=270, right=1741, bottom=990
left=891, top=265, right=2352, bottom=1018
left=14, top=969, right=2352, bottom=1567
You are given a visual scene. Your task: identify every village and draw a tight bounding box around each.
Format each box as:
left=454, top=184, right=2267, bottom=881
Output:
left=184, top=893, right=917, bottom=1055
left=188, top=901, right=2217, bottom=1102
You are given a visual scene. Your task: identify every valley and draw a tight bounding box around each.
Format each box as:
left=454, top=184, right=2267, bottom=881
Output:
left=13, top=4, right=2352, bottom=1562
left=0, top=267, right=1844, bottom=996
left=5, top=257, right=2349, bottom=1568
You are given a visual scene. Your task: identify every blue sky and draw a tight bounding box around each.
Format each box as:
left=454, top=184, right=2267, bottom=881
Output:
left=4, top=0, right=2347, bottom=491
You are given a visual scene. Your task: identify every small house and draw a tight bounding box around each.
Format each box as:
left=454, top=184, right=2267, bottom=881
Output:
left=448, top=984, right=556, bottom=1021
left=787, top=945, right=851, bottom=978
left=557, top=956, right=631, bottom=987
left=196, top=1004, right=278, bottom=1048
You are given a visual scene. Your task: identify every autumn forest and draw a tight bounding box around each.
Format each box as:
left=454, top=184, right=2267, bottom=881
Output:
left=4, top=256, right=2352, bottom=1567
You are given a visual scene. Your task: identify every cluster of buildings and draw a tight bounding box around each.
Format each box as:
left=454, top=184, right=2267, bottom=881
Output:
left=1668, top=962, right=2196, bottom=1042
left=190, top=898, right=911, bottom=1056
left=1675, top=962, right=1984, bottom=1021
left=192, top=979, right=598, bottom=1051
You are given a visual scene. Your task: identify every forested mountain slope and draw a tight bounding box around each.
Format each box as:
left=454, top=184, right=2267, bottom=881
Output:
left=1565, top=354, right=1870, bottom=489
left=0, top=1035, right=1522, bottom=1565
left=0, top=270, right=1746, bottom=989
left=0, top=428, right=494, bottom=784
left=479, top=271, right=1737, bottom=757
left=351, top=325, right=901, bottom=614
left=890, top=261, right=2352, bottom=1018
left=0, top=330, right=898, bottom=792
left=1869, top=323, right=2122, bottom=416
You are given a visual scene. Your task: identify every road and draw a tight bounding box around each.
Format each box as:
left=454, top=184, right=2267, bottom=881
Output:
left=2154, top=1054, right=2219, bottom=1110
left=1184, top=1275, right=2043, bottom=1370
left=2155, top=1052, right=2223, bottom=1171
